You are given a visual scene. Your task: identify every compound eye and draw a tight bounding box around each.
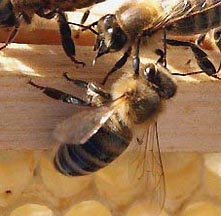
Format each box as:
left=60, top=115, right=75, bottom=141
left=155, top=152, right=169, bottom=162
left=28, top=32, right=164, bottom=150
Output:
left=107, top=27, right=113, bottom=34
left=102, top=14, right=116, bottom=30
left=144, top=63, right=156, bottom=82
left=102, top=15, right=127, bottom=51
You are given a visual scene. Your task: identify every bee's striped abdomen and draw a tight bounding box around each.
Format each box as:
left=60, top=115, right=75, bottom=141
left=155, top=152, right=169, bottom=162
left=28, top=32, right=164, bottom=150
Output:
left=167, top=0, right=221, bottom=35
left=54, top=124, right=132, bottom=176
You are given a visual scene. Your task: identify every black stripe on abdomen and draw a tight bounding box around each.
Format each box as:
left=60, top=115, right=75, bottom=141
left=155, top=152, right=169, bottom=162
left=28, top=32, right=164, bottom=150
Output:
left=54, top=126, right=131, bottom=176
left=167, top=0, right=221, bottom=35
left=195, top=1, right=221, bottom=32
left=209, top=2, right=221, bottom=27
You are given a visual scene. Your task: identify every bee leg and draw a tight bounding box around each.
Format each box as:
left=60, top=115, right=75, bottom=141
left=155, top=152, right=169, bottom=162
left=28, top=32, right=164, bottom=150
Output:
left=87, top=82, right=111, bottom=99
left=63, top=73, right=111, bottom=100
left=162, top=29, right=167, bottom=67
left=102, top=47, right=132, bottom=85
left=35, top=8, right=56, bottom=19
left=63, top=72, right=88, bottom=88
left=194, top=33, right=206, bottom=67
left=133, top=38, right=141, bottom=76
left=0, top=13, right=23, bottom=51
left=37, top=8, right=85, bottom=67
left=190, top=43, right=218, bottom=78
left=143, top=29, right=168, bottom=67
left=28, top=80, right=90, bottom=106
left=196, top=33, right=206, bottom=46
left=166, top=39, right=219, bottom=79
left=57, top=10, right=85, bottom=67
left=75, top=9, right=90, bottom=38
left=155, top=49, right=166, bottom=66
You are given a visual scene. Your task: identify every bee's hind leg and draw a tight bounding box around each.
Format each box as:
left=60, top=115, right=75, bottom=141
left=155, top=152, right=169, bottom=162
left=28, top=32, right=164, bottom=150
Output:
left=166, top=39, right=220, bottom=79
left=28, top=80, right=90, bottom=106
left=196, top=31, right=221, bottom=76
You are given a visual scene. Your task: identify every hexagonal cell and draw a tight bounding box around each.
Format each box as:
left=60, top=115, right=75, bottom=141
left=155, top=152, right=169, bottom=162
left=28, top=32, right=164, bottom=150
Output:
left=0, top=151, right=36, bottom=208
left=127, top=200, right=169, bottom=216
left=64, top=200, right=112, bottom=216
left=203, top=153, right=221, bottom=201
left=180, top=200, right=221, bottom=216
left=9, top=203, right=54, bottom=216
left=94, top=149, right=148, bottom=210
left=40, top=154, right=93, bottom=198
left=163, top=153, right=202, bottom=212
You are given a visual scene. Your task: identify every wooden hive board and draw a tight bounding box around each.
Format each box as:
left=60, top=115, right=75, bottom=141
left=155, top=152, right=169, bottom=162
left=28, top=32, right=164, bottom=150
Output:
left=0, top=7, right=220, bottom=152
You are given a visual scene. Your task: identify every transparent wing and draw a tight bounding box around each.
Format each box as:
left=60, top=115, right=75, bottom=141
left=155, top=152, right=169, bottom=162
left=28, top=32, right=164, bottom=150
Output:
left=128, top=122, right=165, bottom=215
left=148, top=0, right=221, bottom=32
left=165, top=0, right=221, bottom=27
left=53, top=105, right=115, bottom=145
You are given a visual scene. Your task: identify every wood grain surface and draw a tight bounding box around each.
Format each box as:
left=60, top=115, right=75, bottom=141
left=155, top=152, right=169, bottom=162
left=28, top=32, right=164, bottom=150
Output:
left=0, top=41, right=220, bottom=152
left=0, top=2, right=220, bottom=152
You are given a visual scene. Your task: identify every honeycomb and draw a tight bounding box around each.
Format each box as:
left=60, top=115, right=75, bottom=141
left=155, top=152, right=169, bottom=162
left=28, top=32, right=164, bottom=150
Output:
left=1, top=151, right=221, bottom=216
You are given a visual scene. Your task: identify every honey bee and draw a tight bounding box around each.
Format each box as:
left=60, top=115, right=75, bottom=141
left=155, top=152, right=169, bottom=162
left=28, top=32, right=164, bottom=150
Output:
left=28, top=62, right=177, bottom=213
left=84, top=0, right=221, bottom=83
left=0, top=0, right=106, bottom=65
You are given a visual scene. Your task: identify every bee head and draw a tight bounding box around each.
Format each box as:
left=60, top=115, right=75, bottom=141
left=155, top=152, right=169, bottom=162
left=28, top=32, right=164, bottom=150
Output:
left=93, top=14, right=128, bottom=61
left=143, top=63, right=177, bottom=99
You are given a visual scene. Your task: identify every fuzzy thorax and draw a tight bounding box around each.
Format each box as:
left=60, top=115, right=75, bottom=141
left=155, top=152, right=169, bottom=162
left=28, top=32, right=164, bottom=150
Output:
left=116, top=0, right=162, bottom=37
left=110, top=73, right=161, bottom=127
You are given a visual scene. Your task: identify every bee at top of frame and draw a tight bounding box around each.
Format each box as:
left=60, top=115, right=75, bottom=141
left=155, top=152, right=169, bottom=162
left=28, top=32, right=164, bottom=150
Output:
left=83, top=0, right=221, bottom=84
left=0, top=0, right=107, bottom=65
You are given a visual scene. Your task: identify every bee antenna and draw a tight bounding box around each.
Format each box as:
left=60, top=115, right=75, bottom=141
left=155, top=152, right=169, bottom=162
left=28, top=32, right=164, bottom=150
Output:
left=67, top=22, right=98, bottom=35
left=82, top=21, right=99, bottom=34
left=84, top=26, right=99, bottom=35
